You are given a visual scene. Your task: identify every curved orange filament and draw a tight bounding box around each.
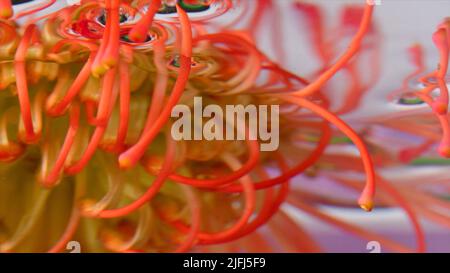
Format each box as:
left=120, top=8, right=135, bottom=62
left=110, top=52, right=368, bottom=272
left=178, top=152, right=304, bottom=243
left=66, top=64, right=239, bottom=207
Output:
left=0, top=20, right=17, bottom=45
left=0, top=0, right=12, bottom=19
left=46, top=52, right=96, bottom=116
left=220, top=122, right=330, bottom=192
left=160, top=152, right=256, bottom=245
left=65, top=69, right=118, bottom=175
left=0, top=109, right=25, bottom=162
left=91, top=1, right=114, bottom=77
left=119, top=4, right=192, bottom=169
left=42, top=104, right=80, bottom=187
left=0, top=0, right=444, bottom=254
left=14, top=24, right=40, bottom=144
left=91, top=62, right=117, bottom=126
left=142, top=38, right=168, bottom=132
left=162, top=155, right=289, bottom=245
left=113, top=61, right=131, bottom=151
left=432, top=28, right=449, bottom=114
left=128, top=0, right=161, bottom=43
left=334, top=7, right=381, bottom=116
left=437, top=115, right=450, bottom=157
left=293, top=4, right=374, bottom=98
left=168, top=138, right=259, bottom=187
left=100, top=0, right=121, bottom=70
left=95, top=132, right=176, bottom=218
left=294, top=2, right=330, bottom=68
left=217, top=157, right=291, bottom=243
left=281, top=95, right=376, bottom=212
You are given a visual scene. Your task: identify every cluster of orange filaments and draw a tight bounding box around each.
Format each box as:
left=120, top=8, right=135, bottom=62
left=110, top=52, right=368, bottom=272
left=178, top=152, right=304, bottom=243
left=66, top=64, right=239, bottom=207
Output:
left=0, top=0, right=448, bottom=253
left=389, top=19, right=450, bottom=159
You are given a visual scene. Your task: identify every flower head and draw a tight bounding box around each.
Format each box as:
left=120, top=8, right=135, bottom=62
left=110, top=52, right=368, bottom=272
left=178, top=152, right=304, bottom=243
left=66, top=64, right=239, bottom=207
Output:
left=0, top=0, right=448, bottom=253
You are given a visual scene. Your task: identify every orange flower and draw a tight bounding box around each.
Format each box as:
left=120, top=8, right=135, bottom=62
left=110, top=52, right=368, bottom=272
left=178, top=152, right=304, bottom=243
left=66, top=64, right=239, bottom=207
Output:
left=0, top=0, right=447, bottom=253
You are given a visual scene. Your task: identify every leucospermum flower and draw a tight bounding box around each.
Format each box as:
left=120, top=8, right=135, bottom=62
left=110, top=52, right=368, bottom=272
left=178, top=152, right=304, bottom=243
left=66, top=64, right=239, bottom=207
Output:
left=0, top=0, right=448, bottom=253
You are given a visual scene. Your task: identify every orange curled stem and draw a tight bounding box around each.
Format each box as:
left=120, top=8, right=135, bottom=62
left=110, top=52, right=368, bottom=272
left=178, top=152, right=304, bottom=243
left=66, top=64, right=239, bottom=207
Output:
left=433, top=28, right=449, bottom=114
left=15, top=24, right=39, bottom=144
left=100, top=0, right=121, bottom=70
left=113, top=61, right=131, bottom=151
left=65, top=69, right=118, bottom=175
left=162, top=153, right=256, bottom=244
left=171, top=162, right=288, bottom=246
left=66, top=126, right=106, bottom=175
left=414, top=90, right=450, bottom=157
left=437, top=114, right=450, bottom=157
left=293, top=4, right=374, bottom=97
left=91, top=61, right=117, bottom=127
left=0, top=20, right=17, bottom=44
left=84, top=101, right=98, bottom=126
left=294, top=2, right=329, bottom=66
left=0, top=0, right=12, bottom=19
left=220, top=121, right=331, bottom=192
left=433, top=28, right=449, bottom=79
left=193, top=33, right=263, bottom=94
left=118, top=4, right=192, bottom=169
left=212, top=159, right=290, bottom=243
left=42, top=104, right=81, bottom=187
left=91, top=1, right=113, bottom=77
left=167, top=138, right=259, bottom=188
left=128, top=0, right=161, bottom=43
left=433, top=78, right=449, bottom=115
left=46, top=53, right=96, bottom=116
left=142, top=37, right=168, bottom=132
left=0, top=109, right=25, bottom=162
left=95, top=132, right=176, bottom=218
left=280, top=95, right=376, bottom=212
